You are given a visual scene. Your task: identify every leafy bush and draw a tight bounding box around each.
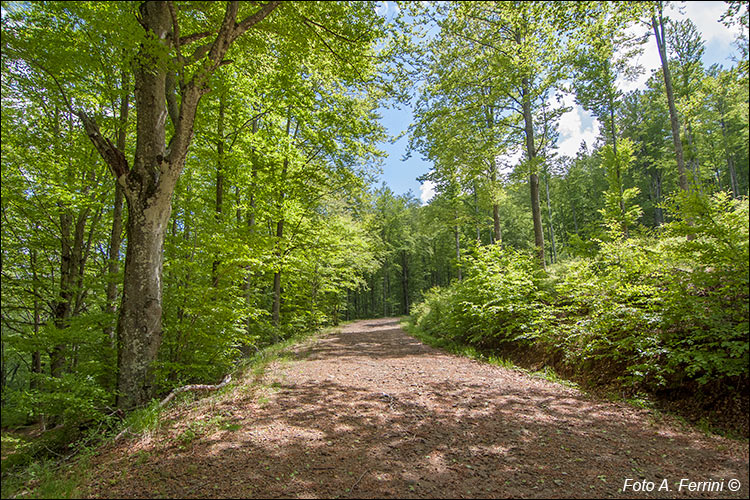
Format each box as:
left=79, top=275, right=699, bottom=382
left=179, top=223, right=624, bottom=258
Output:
left=411, top=192, right=749, bottom=394
left=414, top=246, right=551, bottom=348
left=656, top=192, right=749, bottom=385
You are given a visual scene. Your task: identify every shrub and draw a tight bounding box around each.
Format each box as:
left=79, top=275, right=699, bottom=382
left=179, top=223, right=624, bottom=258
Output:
left=411, top=192, right=749, bottom=395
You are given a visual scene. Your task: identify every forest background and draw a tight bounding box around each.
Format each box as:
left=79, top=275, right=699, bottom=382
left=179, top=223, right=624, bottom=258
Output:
left=1, top=0, right=748, bottom=474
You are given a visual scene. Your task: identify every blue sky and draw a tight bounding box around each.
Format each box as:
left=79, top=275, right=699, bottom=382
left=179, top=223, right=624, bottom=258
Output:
left=372, top=1, right=746, bottom=203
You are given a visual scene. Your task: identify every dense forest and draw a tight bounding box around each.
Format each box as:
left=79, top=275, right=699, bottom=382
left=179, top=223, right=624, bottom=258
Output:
left=1, top=0, right=748, bottom=489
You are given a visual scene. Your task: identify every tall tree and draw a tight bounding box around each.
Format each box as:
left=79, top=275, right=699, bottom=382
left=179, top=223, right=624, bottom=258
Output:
left=6, top=1, right=281, bottom=408
left=651, top=1, right=689, bottom=193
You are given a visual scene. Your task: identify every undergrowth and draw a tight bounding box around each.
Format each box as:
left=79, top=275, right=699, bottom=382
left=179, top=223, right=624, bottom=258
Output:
left=407, top=192, right=749, bottom=439
left=0, top=323, right=340, bottom=499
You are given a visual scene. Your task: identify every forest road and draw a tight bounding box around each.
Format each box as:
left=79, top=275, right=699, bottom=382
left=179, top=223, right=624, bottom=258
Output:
left=88, top=318, right=749, bottom=499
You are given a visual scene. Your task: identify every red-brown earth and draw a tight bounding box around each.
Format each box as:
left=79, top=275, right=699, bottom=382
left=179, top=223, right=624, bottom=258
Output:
left=84, top=318, right=749, bottom=498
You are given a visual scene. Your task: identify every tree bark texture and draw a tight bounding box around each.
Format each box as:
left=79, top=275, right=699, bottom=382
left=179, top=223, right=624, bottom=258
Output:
left=652, top=6, right=689, bottom=193
left=76, top=1, right=280, bottom=409
left=521, top=77, right=546, bottom=270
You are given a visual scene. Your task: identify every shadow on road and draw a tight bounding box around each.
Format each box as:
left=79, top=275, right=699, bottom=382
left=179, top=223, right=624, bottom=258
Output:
left=90, top=318, right=749, bottom=499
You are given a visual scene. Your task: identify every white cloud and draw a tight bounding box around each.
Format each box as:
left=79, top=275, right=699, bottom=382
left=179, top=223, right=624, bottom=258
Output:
left=494, top=148, right=523, bottom=177
left=617, top=1, right=743, bottom=93
left=375, top=1, right=400, bottom=18
left=681, top=1, right=740, bottom=46
left=617, top=21, right=661, bottom=93
left=556, top=92, right=601, bottom=158
left=563, top=2, right=744, bottom=154
left=419, top=180, right=436, bottom=204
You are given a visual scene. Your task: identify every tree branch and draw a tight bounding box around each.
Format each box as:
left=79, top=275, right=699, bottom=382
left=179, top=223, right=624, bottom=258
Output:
left=18, top=55, right=131, bottom=184
left=77, top=112, right=130, bottom=180
left=300, top=15, right=360, bottom=43
left=233, top=1, right=282, bottom=41
left=179, top=30, right=214, bottom=45
left=167, top=1, right=279, bottom=174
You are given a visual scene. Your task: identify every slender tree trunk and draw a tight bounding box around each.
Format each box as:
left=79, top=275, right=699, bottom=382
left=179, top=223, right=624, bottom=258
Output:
left=521, top=77, right=546, bottom=269
left=544, top=168, right=557, bottom=264
left=720, top=117, right=740, bottom=198
left=400, top=250, right=409, bottom=315
left=50, top=198, right=93, bottom=380
left=105, top=67, right=129, bottom=344
left=686, top=121, right=700, bottom=183
left=272, top=111, right=292, bottom=328
left=727, top=154, right=739, bottom=199
left=487, top=109, right=502, bottom=245
left=213, top=91, right=226, bottom=288
left=454, top=224, right=462, bottom=281
left=473, top=180, right=481, bottom=242
left=245, top=116, right=259, bottom=337
left=653, top=5, right=689, bottom=193
left=51, top=210, right=73, bottom=378
left=382, top=267, right=387, bottom=317
left=30, top=249, right=42, bottom=392
left=610, top=103, right=628, bottom=237
left=570, top=197, right=579, bottom=235
left=272, top=219, right=284, bottom=327
left=653, top=170, right=664, bottom=226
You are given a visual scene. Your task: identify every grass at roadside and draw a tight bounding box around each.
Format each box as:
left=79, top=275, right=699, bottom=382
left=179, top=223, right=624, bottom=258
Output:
left=1, top=322, right=343, bottom=499
left=400, top=317, right=576, bottom=388
left=401, top=317, right=748, bottom=442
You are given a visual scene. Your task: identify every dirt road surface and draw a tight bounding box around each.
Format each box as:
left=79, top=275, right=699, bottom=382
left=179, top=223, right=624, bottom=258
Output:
left=87, top=318, right=749, bottom=498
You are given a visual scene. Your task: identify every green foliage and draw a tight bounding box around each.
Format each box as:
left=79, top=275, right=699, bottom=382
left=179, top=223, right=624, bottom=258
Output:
left=412, top=192, right=749, bottom=393
left=656, top=192, right=749, bottom=384
left=598, top=138, right=643, bottom=237
left=413, top=245, right=551, bottom=347
left=1, top=0, right=749, bottom=482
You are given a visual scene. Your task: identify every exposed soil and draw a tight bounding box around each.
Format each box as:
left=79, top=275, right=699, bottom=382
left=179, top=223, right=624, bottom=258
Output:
left=85, top=318, right=749, bottom=498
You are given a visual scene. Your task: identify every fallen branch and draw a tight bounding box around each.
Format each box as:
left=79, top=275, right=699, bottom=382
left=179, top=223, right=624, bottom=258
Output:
left=113, top=375, right=232, bottom=443
left=113, top=427, right=137, bottom=443
left=158, top=375, right=232, bottom=409
left=351, top=469, right=369, bottom=491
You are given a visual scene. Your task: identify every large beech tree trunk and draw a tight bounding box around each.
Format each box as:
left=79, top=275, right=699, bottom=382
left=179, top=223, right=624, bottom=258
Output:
left=76, top=1, right=279, bottom=409
left=113, top=2, right=174, bottom=409
left=116, top=201, right=171, bottom=408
